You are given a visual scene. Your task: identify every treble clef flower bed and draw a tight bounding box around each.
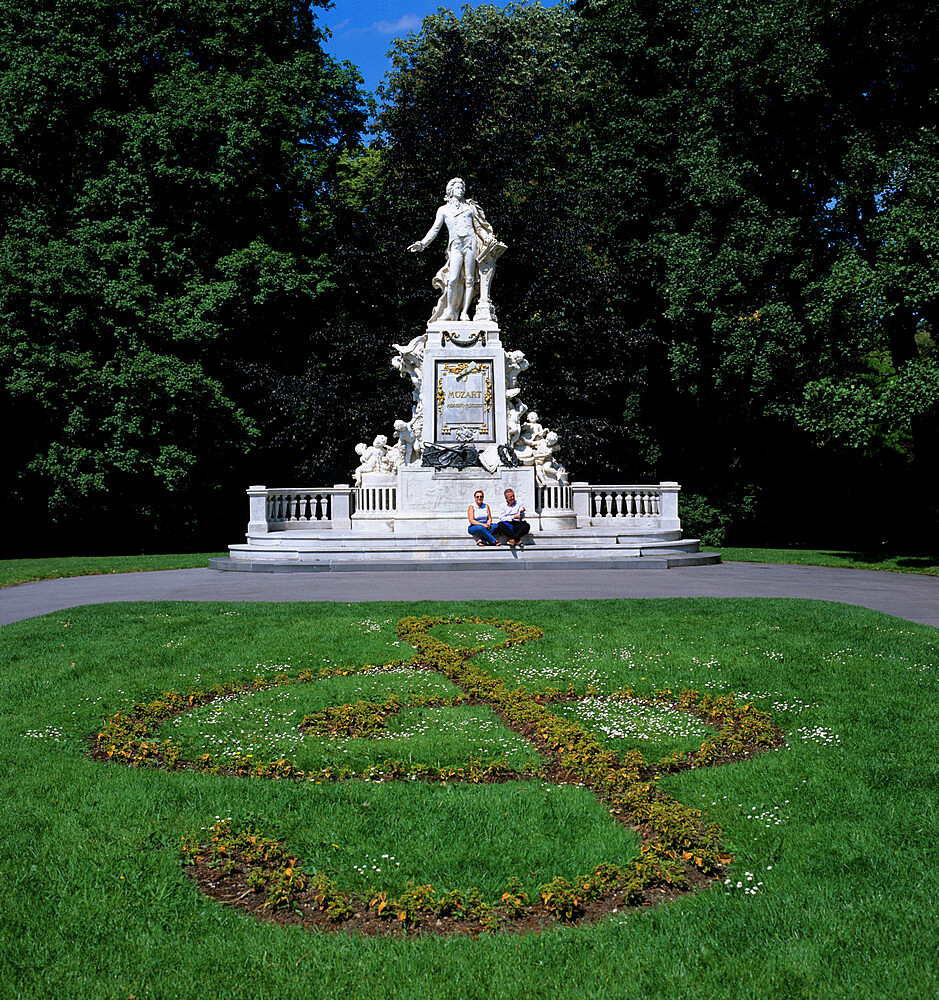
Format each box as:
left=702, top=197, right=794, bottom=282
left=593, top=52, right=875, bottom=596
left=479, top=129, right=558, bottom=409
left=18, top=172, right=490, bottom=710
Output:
left=92, top=615, right=784, bottom=935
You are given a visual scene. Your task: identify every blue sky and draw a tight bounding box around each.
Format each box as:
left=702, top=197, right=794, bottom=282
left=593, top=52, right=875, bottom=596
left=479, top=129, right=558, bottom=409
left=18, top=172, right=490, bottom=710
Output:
left=319, top=3, right=561, bottom=95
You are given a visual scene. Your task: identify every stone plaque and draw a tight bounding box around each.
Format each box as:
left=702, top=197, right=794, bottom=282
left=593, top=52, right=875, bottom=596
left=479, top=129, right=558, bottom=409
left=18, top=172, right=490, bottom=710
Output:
left=434, top=359, right=494, bottom=443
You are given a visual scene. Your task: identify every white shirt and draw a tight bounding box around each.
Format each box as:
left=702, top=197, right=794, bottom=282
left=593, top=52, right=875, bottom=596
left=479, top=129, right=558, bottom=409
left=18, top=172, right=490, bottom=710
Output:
left=495, top=499, right=524, bottom=522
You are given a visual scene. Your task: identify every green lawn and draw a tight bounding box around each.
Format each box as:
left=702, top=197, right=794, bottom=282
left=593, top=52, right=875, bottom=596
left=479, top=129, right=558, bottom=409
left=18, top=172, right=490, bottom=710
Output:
left=0, top=553, right=224, bottom=587
left=1, top=599, right=937, bottom=998
left=4, top=546, right=937, bottom=590
left=712, top=546, right=939, bottom=576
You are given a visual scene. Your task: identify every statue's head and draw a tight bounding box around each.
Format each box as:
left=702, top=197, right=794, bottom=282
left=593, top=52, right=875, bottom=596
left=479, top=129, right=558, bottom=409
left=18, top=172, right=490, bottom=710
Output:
left=446, top=177, right=465, bottom=200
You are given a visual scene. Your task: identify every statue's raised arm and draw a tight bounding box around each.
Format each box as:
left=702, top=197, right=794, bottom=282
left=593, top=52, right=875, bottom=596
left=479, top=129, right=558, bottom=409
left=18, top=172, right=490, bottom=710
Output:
left=407, top=206, right=447, bottom=254
left=407, top=177, right=507, bottom=324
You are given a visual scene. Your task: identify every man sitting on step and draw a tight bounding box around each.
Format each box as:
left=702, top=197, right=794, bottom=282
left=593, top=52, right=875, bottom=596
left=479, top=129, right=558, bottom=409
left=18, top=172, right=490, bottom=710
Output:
left=493, top=488, right=531, bottom=548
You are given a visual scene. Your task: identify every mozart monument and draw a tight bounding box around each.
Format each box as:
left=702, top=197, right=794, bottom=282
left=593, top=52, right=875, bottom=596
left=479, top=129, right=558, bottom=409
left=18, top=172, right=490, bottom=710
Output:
left=216, top=176, right=717, bottom=569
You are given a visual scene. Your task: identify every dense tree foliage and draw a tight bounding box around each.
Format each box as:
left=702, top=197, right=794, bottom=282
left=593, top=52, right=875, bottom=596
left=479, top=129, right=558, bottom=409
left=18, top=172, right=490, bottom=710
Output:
left=2, top=0, right=935, bottom=551
left=0, top=0, right=365, bottom=551
left=572, top=0, right=939, bottom=542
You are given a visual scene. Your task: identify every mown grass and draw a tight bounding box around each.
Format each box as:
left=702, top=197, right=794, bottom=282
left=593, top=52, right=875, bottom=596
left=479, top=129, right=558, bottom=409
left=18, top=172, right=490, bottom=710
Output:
left=0, top=553, right=223, bottom=588
left=4, top=547, right=936, bottom=589
left=711, top=546, right=939, bottom=576
left=1, top=599, right=937, bottom=999
left=169, top=681, right=545, bottom=773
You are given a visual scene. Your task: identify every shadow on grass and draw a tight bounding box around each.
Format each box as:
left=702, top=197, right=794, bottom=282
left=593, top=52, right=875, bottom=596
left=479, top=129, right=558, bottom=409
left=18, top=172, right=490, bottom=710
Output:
left=823, top=551, right=939, bottom=571
left=711, top=547, right=939, bottom=576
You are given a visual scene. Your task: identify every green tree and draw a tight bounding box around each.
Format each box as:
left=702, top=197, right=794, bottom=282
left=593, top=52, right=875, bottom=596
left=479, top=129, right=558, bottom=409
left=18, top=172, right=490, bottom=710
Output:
left=574, top=0, right=939, bottom=542
left=365, top=1, right=657, bottom=481
left=0, top=0, right=365, bottom=551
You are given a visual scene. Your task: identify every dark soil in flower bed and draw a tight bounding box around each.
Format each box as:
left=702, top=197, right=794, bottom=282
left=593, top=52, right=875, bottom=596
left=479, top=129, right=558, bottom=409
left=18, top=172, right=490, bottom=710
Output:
left=185, top=850, right=714, bottom=937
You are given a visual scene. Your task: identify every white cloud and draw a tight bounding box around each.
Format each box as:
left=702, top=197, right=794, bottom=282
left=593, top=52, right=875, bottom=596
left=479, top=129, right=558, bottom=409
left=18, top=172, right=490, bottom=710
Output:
left=370, top=15, right=422, bottom=35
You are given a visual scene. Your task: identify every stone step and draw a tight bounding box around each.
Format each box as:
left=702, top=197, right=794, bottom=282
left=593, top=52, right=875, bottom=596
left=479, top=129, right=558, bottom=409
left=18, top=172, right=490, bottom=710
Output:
left=240, top=533, right=694, bottom=552
left=229, top=543, right=698, bottom=565
left=211, top=551, right=720, bottom=573
left=214, top=533, right=720, bottom=572
left=274, top=525, right=684, bottom=542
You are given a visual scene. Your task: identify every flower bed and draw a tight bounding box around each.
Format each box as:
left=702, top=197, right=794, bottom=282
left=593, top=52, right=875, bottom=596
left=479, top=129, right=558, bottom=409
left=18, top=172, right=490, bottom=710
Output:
left=94, top=615, right=783, bottom=934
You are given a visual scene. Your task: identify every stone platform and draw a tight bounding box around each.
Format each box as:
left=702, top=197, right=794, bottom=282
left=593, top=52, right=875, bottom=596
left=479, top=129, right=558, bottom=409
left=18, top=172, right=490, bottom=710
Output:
left=220, top=482, right=718, bottom=572
left=213, top=526, right=719, bottom=573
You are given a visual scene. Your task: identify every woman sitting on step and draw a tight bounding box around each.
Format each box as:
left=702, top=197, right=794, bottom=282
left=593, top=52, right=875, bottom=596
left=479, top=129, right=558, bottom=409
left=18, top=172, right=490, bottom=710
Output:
left=467, top=490, right=501, bottom=546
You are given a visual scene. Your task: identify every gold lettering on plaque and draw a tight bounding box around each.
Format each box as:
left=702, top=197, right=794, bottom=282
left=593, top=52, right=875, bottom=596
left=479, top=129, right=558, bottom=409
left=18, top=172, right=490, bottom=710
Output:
left=435, top=360, right=495, bottom=442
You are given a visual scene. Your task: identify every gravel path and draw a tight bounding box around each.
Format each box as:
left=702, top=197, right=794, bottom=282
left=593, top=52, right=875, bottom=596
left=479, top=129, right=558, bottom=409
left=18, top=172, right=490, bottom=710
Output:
left=1, top=561, right=937, bottom=627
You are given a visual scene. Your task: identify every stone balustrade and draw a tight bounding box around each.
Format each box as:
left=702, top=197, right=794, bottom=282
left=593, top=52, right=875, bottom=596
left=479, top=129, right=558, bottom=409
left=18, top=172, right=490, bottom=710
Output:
left=571, top=482, right=680, bottom=526
left=246, top=481, right=680, bottom=534
left=536, top=483, right=573, bottom=512
left=247, top=485, right=354, bottom=533
left=354, top=481, right=398, bottom=518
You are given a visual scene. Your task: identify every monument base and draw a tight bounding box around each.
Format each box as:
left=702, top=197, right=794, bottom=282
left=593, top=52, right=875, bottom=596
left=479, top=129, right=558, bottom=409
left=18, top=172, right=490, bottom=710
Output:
left=351, top=466, right=577, bottom=535
left=219, top=480, right=718, bottom=570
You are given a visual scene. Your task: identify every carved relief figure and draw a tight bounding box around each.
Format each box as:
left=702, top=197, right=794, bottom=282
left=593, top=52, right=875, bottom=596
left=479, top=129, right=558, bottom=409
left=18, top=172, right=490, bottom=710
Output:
left=531, top=430, right=565, bottom=485
left=393, top=418, right=417, bottom=466
left=392, top=334, right=426, bottom=403
left=504, top=350, right=529, bottom=392
left=408, top=177, right=507, bottom=323
left=506, top=399, right=527, bottom=448
left=353, top=434, right=396, bottom=484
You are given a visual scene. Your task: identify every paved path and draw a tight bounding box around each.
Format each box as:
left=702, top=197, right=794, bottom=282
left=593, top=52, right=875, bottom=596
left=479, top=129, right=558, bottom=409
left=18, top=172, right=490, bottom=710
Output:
left=1, top=562, right=937, bottom=627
